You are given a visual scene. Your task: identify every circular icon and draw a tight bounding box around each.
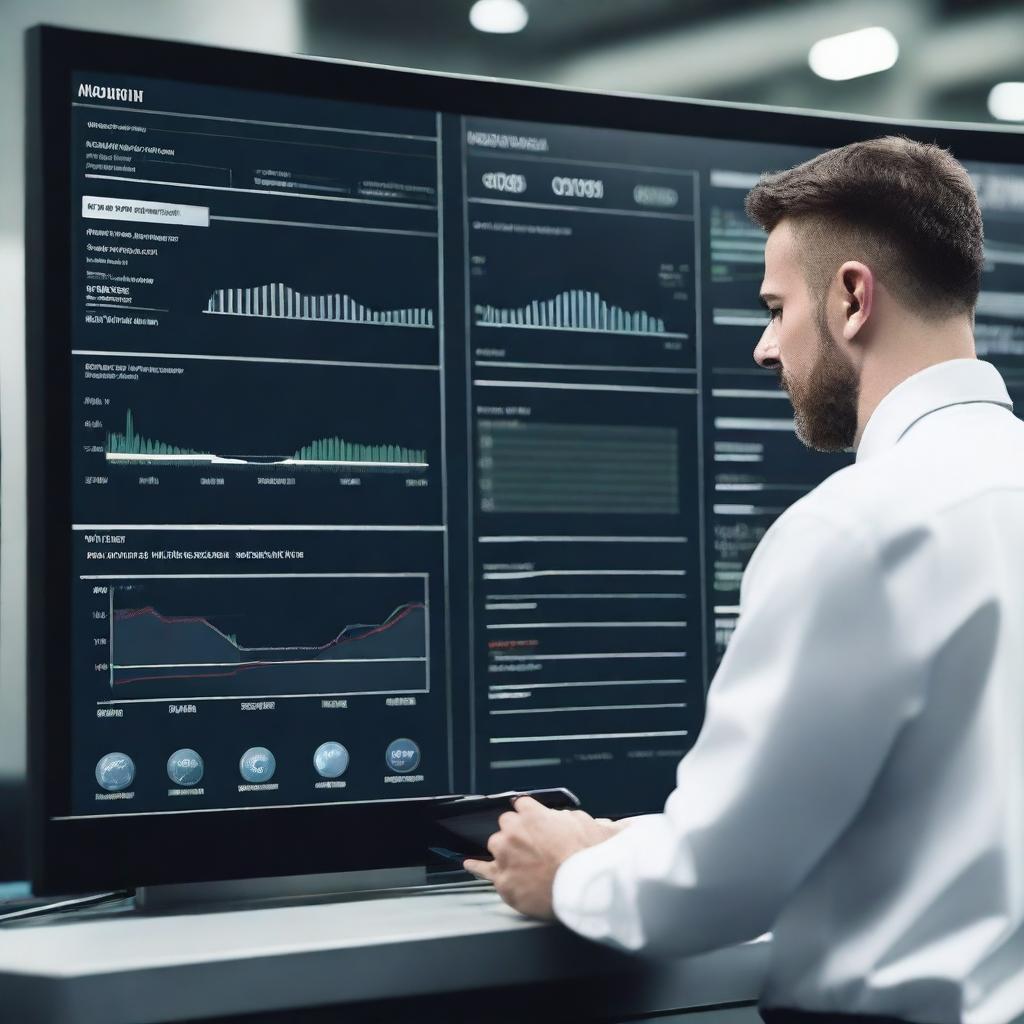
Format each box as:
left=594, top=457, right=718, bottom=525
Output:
left=385, top=738, right=420, bottom=774
left=239, top=746, right=276, bottom=783
left=95, top=752, right=135, bottom=792
left=313, top=741, right=349, bottom=779
left=167, top=748, right=204, bottom=787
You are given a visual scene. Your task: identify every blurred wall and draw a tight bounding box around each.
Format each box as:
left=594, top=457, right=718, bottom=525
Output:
left=0, top=0, right=304, bottom=784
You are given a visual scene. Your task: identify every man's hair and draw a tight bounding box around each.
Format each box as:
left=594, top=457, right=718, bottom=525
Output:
left=744, top=135, right=984, bottom=319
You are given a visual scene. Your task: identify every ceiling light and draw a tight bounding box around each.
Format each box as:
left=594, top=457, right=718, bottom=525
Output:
left=808, top=27, right=899, bottom=82
left=469, top=0, right=529, bottom=34
left=988, top=82, right=1024, bottom=122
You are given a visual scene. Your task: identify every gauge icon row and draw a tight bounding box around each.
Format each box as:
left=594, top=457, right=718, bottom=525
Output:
left=95, top=739, right=421, bottom=792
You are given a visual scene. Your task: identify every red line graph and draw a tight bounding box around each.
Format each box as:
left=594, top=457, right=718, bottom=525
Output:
left=111, top=602, right=425, bottom=688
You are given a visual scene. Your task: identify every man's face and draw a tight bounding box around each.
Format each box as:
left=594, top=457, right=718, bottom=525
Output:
left=753, top=220, right=860, bottom=452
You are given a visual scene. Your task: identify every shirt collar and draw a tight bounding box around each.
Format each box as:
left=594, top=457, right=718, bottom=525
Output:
left=855, top=359, right=1014, bottom=464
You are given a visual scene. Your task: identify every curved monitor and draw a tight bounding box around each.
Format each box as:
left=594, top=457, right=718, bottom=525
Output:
left=26, top=24, right=1024, bottom=893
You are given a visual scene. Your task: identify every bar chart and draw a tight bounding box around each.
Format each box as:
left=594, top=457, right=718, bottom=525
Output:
left=204, top=282, right=435, bottom=328
left=105, top=409, right=429, bottom=470
left=74, top=352, right=443, bottom=527
left=474, top=288, right=679, bottom=337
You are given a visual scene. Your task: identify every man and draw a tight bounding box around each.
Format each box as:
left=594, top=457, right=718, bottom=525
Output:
left=465, top=136, right=1024, bottom=1024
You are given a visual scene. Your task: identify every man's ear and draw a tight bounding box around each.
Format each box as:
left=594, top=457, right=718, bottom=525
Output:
left=838, top=261, right=873, bottom=341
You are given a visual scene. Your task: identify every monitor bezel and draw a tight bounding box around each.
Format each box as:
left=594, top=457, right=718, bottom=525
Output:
left=26, top=23, right=1023, bottom=894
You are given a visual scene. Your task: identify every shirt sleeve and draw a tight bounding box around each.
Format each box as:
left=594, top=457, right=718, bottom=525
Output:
left=551, top=508, right=926, bottom=957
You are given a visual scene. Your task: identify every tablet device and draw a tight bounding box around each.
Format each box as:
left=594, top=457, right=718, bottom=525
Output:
left=431, top=788, right=580, bottom=859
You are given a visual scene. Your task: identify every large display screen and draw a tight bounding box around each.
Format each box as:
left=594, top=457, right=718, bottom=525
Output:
left=65, top=72, right=1024, bottom=821
left=29, top=27, right=1024, bottom=888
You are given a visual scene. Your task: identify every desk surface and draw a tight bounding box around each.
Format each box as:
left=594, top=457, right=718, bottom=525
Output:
left=0, top=883, right=770, bottom=1024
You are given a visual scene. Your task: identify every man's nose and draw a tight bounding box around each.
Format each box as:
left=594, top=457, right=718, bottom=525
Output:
left=753, top=329, right=780, bottom=369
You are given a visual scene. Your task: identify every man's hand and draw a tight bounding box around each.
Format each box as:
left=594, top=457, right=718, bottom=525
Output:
left=463, top=796, right=625, bottom=919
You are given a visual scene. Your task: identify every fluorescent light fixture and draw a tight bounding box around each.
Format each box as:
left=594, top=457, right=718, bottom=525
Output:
left=808, top=26, right=899, bottom=82
left=988, top=82, right=1024, bottom=122
left=469, top=0, right=529, bottom=34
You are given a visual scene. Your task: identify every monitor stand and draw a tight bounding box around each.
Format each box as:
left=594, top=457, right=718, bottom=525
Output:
left=135, top=866, right=430, bottom=913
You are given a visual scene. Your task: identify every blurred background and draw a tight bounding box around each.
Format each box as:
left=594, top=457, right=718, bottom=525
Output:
left=0, top=0, right=1022, bottom=826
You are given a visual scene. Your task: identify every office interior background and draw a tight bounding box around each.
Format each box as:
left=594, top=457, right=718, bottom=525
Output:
left=2, top=0, right=1024, bottom=849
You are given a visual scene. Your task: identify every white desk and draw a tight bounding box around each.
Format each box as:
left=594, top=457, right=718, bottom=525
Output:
left=0, top=885, right=770, bottom=1023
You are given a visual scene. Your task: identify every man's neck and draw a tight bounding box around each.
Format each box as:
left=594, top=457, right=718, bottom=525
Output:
left=853, top=315, right=977, bottom=449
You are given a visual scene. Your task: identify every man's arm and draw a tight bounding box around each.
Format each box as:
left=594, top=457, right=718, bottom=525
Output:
left=474, top=509, right=927, bottom=955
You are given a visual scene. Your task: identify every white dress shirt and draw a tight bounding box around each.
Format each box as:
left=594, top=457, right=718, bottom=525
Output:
left=553, top=359, right=1024, bottom=1024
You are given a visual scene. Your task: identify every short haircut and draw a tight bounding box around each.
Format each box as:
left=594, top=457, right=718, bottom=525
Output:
left=744, top=135, right=984, bottom=319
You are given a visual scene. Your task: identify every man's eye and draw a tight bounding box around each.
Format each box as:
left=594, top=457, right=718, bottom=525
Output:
left=767, top=307, right=782, bottom=321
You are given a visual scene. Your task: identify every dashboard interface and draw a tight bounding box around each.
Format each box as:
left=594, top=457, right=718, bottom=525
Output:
left=64, top=71, right=1024, bottom=822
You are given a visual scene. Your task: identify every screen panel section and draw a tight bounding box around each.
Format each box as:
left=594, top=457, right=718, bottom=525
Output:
left=696, top=140, right=854, bottom=665
left=462, top=119, right=704, bottom=816
left=970, top=161, right=1024, bottom=414
left=70, top=73, right=450, bottom=817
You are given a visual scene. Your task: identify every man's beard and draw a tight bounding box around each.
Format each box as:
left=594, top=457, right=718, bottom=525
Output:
left=778, top=301, right=860, bottom=452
